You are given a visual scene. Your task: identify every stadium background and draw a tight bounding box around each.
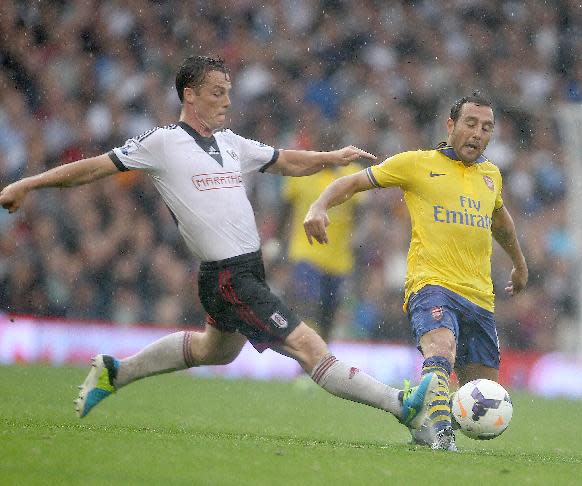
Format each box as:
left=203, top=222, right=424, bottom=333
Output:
left=1, top=1, right=580, bottom=393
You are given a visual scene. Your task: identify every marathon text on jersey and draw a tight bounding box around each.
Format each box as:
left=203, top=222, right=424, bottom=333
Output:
left=192, top=172, right=244, bottom=191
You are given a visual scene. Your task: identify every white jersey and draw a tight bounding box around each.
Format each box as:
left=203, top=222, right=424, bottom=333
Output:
left=109, top=121, right=279, bottom=262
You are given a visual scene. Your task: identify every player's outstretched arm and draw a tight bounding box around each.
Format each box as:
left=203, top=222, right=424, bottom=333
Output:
left=267, top=146, right=376, bottom=176
left=0, top=154, right=120, bottom=214
left=491, top=206, right=528, bottom=295
left=303, top=170, right=373, bottom=245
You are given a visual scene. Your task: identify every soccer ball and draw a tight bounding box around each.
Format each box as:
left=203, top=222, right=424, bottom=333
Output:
left=451, top=379, right=513, bottom=440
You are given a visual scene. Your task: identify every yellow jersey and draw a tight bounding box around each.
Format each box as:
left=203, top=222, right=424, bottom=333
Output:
left=283, top=166, right=360, bottom=275
left=366, top=145, right=504, bottom=312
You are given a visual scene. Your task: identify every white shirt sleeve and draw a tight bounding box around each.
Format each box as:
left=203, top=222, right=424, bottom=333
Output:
left=108, top=127, right=166, bottom=173
left=225, top=130, right=279, bottom=174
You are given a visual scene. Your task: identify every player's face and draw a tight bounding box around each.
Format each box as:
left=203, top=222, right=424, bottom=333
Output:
left=447, top=103, right=494, bottom=164
left=186, top=70, right=232, bottom=132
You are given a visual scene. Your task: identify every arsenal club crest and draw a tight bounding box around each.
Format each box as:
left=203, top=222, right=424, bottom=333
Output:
left=431, top=306, right=444, bottom=321
left=483, top=175, right=495, bottom=191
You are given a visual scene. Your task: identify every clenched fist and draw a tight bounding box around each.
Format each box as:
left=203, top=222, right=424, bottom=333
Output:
left=0, top=180, right=31, bottom=214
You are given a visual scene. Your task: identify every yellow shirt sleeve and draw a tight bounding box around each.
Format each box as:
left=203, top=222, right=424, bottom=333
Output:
left=367, top=151, right=420, bottom=190
left=494, top=171, right=504, bottom=210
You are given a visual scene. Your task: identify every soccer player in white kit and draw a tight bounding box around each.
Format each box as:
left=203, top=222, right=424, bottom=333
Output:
left=0, top=56, right=437, bottom=433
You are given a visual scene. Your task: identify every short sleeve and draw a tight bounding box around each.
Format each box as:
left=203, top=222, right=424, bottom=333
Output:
left=223, top=130, right=278, bottom=174
left=109, top=127, right=166, bottom=173
left=494, top=172, right=504, bottom=211
left=366, top=151, right=416, bottom=190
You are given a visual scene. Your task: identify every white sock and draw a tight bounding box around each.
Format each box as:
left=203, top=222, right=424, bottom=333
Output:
left=115, top=331, right=196, bottom=388
left=311, top=354, right=402, bottom=418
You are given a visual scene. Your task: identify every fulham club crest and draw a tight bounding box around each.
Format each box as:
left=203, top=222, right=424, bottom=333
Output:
left=270, top=311, right=288, bottom=329
left=483, top=175, right=495, bottom=191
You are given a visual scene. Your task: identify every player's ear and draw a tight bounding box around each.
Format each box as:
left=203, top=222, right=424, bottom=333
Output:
left=183, top=86, right=197, bottom=104
left=446, top=118, right=455, bottom=136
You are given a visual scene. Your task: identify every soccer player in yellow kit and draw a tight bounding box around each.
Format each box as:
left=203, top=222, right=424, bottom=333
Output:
left=282, top=165, right=360, bottom=342
left=304, top=93, right=528, bottom=451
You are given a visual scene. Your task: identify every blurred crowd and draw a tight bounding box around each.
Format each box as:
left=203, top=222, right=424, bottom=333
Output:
left=0, top=0, right=579, bottom=352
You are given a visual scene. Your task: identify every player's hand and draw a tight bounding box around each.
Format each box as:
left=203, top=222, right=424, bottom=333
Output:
left=0, top=180, right=30, bottom=213
left=303, top=203, right=330, bottom=245
left=330, top=146, right=376, bottom=167
left=505, top=266, right=528, bottom=296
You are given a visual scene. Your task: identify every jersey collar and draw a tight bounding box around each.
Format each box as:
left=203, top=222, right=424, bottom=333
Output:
left=435, top=141, right=487, bottom=164
left=178, top=121, right=213, bottom=141
left=178, top=121, right=224, bottom=166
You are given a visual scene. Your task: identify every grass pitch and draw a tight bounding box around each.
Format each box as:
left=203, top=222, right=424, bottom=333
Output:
left=0, top=365, right=580, bottom=485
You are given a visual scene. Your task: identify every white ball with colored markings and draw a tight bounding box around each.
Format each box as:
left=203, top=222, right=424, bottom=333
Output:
left=452, top=379, right=513, bottom=440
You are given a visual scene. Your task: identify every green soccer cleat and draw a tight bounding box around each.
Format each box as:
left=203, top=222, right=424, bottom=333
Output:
left=400, top=372, right=439, bottom=430
left=74, top=355, right=119, bottom=418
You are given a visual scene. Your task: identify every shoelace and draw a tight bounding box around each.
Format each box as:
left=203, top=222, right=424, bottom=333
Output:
left=401, top=379, right=418, bottom=402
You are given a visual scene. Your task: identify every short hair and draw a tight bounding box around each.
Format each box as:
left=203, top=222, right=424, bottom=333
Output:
left=450, top=91, right=493, bottom=122
left=175, top=55, right=229, bottom=103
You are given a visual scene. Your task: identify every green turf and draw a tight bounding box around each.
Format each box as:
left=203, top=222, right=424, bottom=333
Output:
left=0, top=365, right=580, bottom=485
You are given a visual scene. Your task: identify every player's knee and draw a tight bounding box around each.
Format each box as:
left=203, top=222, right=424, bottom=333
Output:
left=283, top=322, right=329, bottom=372
left=210, top=352, right=237, bottom=366
left=194, top=347, right=237, bottom=366
left=188, top=332, right=239, bottom=366
left=196, top=344, right=238, bottom=365
left=217, top=345, right=242, bottom=365
left=421, top=328, right=456, bottom=363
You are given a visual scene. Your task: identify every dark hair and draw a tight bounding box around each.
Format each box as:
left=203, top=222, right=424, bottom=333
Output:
left=450, top=91, right=493, bottom=122
left=175, top=55, right=229, bottom=103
